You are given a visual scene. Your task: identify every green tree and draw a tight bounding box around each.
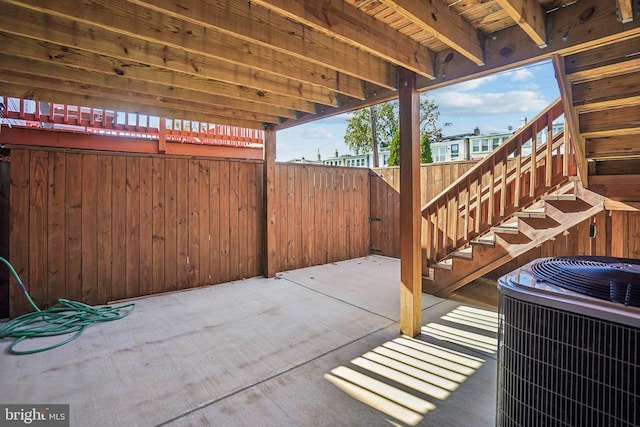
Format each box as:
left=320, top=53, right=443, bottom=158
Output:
left=344, top=101, right=398, bottom=157
left=344, top=94, right=448, bottom=166
left=387, top=130, right=400, bottom=166
left=420, top=133, right=433, bottom=164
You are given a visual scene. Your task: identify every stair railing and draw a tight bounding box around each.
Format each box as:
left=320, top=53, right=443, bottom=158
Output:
left=422, top=98, right=575, bottom=265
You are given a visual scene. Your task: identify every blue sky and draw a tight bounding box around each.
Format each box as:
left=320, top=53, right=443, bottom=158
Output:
left=276, top=60, right=560, bottom=161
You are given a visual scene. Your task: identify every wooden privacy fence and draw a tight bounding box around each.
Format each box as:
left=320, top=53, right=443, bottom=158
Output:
left=7, top=149, right=371, bottom=316
left=9, top=149, right=264, bottom=316
left=270, top=164, right=370, bottom=273
left=369, top=161, right=477, bottom=257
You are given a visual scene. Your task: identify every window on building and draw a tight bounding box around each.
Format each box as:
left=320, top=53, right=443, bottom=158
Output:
left=433, top=146, right=446, bottom=162
left=481, top=139, right=489, bottom=151
left=492, top=138, right=500, bottom=150
left=472, top=140, right=480, bottom=153
left=451, top=144, right=459, bottom=159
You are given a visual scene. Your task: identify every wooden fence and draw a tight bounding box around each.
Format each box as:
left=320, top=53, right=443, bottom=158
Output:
left=271, top=164, right=370, bottom=272
left=7, top=150, right=370, bottom=316
left=9, top=149, right=264, bottom=316
left=369, top=161, right=477, bottom=257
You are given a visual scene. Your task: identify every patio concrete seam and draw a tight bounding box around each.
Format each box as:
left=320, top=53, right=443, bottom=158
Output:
left=155, top=320, right=397, bottom=427
left=280, top=276, right=398, bottom=322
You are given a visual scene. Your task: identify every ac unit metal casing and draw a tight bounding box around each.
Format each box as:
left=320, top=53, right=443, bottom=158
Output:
left=497, top=257, right=640, bottom=426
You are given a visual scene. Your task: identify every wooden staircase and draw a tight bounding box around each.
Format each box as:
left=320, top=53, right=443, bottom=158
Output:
left=421, top=99, right=606, bottom=296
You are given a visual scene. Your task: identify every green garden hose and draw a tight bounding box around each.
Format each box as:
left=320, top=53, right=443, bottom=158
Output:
left=0, top=256, right=134, bottom=355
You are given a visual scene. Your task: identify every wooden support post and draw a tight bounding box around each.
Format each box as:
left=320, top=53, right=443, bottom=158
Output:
left=158, top=119, right=167, bottom=153
left=264, top=126, right=278, bottom=278
left=398, top=68, right=422, bottom=337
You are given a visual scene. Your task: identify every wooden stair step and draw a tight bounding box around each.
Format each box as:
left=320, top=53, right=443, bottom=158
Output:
left=431, top=259, right=453, bottom=270
left=515, top=207, right=546, bottom=219
left=470, top=234, right=495, bottom=247
left=491, top=221, right=520, bottom=234
left=450, top=247, right=473, bottom=260
left=541, top=193, right=577, bottom=201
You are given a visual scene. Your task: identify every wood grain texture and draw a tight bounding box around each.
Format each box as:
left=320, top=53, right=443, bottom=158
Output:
left=9, top=150, right=272, bottom=315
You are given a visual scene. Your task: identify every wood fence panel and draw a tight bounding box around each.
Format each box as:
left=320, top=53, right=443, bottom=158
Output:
left=9, top=150, right=30, bottom=316
left=151, top=158, right=165, bottom=295
left=228, top=161, right=240, bottom=281
left=269, top=164, right=370, bottom=273
left=8, top=148, right=268, bottom=316
left=187, top=160, right=200, bottom=288
left=96, top=155, right=113, bottom=303
left=175, top=159, right=189, bottom=289
left=48, top=152, right=66, bottom=304
left=371, top=161, right=478, bottom=259
left=125, top=157, right=140, bottom=298
left=163, top=158, right=177, bottom=292
left=111, top=156, right=127, bottom=300
left=199, top=160, right=211, bottom=285
left=65, top=153, right=83, bottom=303
left=81, top=154, right=98, bottom=304
left=29, top=152, right=48, bottom=307
left=208, top=161, right=220, bottom=284
left=139, top=157, right=153, bottom=296
left=218, top=161, right=230, bottom=283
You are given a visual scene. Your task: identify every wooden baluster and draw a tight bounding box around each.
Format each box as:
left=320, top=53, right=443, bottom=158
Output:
left=474, top=172, right=481, bottom=233
left=500, top=153, right=507, bottom=217
left=546, top=111, right=553, bottom=187
left=444, top=194, right=450, bottom=252
left=463, top=181, right=469, bottom=242
left=488, top=157, right=495, bottom=225
left=530, top=121, right=537, bottom=197
left=515, top=136, right=522, bottom=207
left=430, top=209, right=437, bottom=262
left=452, top=189, right=459, bottom=249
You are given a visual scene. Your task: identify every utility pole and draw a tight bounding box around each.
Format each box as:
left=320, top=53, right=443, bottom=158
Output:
left=369, top=106, right=379, bottom=168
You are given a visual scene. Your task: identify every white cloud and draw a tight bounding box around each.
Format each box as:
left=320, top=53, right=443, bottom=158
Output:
left=510, top=68, right=534, bottom=82
left=433, top=90, right=548, bottom=116
left=443, top=74, right=499, bottom=92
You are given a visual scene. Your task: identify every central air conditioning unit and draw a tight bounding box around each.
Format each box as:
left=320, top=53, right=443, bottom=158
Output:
left=496, top=256, right=640, bottom=427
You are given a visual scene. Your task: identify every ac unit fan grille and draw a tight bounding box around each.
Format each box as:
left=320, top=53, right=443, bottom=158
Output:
left=530, top=256, right=640, bottom=307
left=497, top=295, right=639, bottom=427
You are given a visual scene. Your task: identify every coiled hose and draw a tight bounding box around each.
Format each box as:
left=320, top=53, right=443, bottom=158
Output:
left=0, top=256, right=134, bottom=355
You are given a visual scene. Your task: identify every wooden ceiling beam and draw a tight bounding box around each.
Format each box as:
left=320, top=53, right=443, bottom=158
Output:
left=420, top=0, right=640, bottom=90
left=0, top=54, right=297, bottom=120
left=0, top=70, right=280, bottom=128
left=279, top=1, right=640, bottom=130
left=6, top=0, right=364, bottom=100
left=1, top=3, right=339, bottom=107
left=126, top=0, right=397, bottom=90
left=617, top=0, right=635, bottom=23
left=0, top=82, right=266, bottom=130
left=0, top=32, right=317, bottom=114
left=494, top=0, right=547, bottom=48
left=377, top=0, right=484, bottom=66
left=251, top=0, right=436, bottom=79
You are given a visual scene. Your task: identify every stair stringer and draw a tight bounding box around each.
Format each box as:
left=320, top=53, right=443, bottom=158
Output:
left=423, top=183, right=605, bottom=297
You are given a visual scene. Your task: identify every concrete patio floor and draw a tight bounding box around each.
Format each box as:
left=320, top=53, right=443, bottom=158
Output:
left=0, top=255, right=499, bottom=426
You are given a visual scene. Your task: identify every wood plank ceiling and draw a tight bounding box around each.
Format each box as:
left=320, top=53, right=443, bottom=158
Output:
left=0, top=0, right=639, bottom=186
